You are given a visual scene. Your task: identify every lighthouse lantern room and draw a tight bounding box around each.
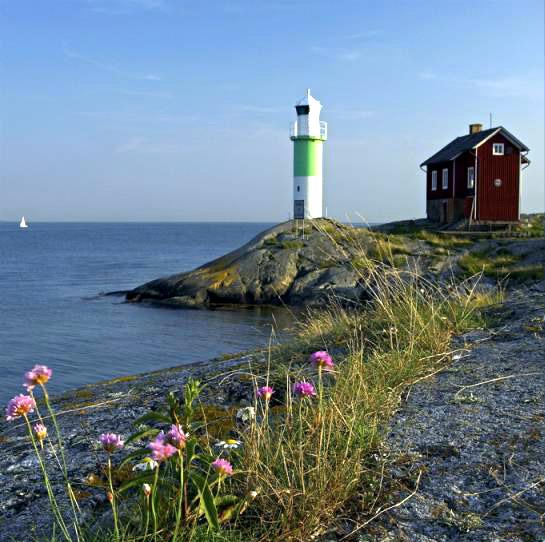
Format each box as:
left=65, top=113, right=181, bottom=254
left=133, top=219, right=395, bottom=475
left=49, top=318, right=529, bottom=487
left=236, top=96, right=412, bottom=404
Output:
left=290, top=89, right=327, bottom=219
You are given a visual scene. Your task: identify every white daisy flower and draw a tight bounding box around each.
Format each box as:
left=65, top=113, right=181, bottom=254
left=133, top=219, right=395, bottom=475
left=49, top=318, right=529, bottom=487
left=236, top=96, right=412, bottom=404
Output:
left=236, top=406, right=256, bottom=423
left=215, top=438, right=242, bottom=450
left=133, top=457, right=159, bottom=471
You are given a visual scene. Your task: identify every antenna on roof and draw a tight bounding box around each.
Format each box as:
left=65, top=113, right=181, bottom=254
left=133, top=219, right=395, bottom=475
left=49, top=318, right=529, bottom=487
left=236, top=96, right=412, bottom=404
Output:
left=489, top=112, right=493, bottom=128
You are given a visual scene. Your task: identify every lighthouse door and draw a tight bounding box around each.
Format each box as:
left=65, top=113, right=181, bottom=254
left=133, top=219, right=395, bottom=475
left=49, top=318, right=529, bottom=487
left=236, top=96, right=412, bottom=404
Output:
left=294, top=200, right=305, bottom=219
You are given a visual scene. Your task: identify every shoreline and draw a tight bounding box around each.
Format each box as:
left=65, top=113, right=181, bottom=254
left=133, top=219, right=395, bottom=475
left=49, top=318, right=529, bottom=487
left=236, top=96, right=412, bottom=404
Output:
left=1, top=217, right=543, bottom=540
left=1, top=283, right=543, bottom=541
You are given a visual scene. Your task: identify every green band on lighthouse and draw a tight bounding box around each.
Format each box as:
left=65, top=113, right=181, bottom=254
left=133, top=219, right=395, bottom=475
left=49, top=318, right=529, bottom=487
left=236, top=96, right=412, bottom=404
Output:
left=293, top=139, right=323, bottom=177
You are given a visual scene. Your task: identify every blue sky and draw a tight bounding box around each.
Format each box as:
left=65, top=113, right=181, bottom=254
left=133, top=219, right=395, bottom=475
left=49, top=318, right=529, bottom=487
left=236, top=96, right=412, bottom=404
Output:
left=1, top=0, right=543, bottom=222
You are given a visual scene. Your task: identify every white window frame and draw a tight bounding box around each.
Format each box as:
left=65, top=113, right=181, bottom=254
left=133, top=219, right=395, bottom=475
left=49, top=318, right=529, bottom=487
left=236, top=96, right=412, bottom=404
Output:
left=492, top=143, right=504, bottom=155
left=467, top=166, right=475, bottom=189
left=442, top=168, right=448, bottom=189
left=431, top=170, right=437, bottom=191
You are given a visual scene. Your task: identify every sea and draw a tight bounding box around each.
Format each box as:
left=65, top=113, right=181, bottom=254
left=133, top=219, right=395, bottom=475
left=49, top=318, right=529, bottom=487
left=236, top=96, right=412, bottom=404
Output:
left=0, top=222, right=297, bottom=404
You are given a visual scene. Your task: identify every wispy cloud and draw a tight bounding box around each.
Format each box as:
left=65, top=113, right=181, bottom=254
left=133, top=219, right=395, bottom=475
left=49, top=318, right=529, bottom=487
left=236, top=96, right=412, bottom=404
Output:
left=311, top=46, right=365, bottom=62
left=78, top=110, right=198, bottom=124
left=418, top=70, right=542, bottom=99
left=64, top=46, right=163, bottom=81
left=469, top=76, right=542, bottom=99
left=85, top=0, right=167, bottom=15
left=119, top=89, right=173, bottom=98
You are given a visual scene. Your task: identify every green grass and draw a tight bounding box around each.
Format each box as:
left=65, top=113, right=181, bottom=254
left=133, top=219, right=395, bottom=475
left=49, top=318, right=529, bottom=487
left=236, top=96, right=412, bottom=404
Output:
left=412, top=230, right=473, bottom=249
left=237, top=264, right=500, bottom=540
left=279, top=240, right=304, bottom=250
left=263, top=237, right=304, bottom=250
left=515, top=213, right=544, bottom=237
left=504, top=264, right=544, bottom=282
left=457, top=248, right=542, bottom=282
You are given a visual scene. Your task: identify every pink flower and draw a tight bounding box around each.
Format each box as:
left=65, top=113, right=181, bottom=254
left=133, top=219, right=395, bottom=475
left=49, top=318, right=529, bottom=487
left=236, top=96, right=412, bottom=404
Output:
left=293, top=381, right=316, bottom=398
left=212, top=458, right=233, bottom=477
left=309, top=351, right=334, bottom=371
left=24, top=365, right=53, bottom=391
left=148, top=432, right=177, bottom=462
left=257, top=386, right=274, bottom=400
left=99, top=433, right=124, bottom=453
left=34, top=423, right=47, bottom=442
left=5, top=394, right=36, bottom=421
left=166, top=424, right=188, bottom=449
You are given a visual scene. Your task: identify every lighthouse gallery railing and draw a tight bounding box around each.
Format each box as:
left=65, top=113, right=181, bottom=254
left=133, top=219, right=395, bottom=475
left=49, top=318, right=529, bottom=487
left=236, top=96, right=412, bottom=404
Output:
left=290, top=121, right=328, bottom=139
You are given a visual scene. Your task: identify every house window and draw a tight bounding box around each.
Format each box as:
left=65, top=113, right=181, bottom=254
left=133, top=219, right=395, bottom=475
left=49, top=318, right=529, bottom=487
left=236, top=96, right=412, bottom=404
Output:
left=467, top=167, right=475, bottom=189
left=442, top=168, right=448, bottom=189
left=431, top=171, right=437, bottom=191
left=492, top=143, right=504, bottom=155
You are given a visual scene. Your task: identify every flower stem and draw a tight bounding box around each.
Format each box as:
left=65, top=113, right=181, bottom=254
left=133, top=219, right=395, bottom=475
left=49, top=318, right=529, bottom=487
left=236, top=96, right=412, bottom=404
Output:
left=151, top=465, right=160, bottom=542
left=39, top=384, right=82, bottom=536
left=23, top=415, right=73, bottom=542
left=143, top=496, right=150, bottom=541
left=172, top=450, right=185, bottom=540
left=107, top=456, right=120, bottom=541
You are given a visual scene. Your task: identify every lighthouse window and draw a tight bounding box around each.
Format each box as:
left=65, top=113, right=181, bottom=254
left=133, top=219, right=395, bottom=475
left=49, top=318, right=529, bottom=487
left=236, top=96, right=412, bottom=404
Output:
left=297, top=185, right=300, bottom=192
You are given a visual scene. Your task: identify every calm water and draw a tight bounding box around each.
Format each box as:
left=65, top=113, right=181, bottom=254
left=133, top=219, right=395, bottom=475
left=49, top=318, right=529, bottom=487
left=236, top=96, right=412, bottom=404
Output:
left=0, top=222, right=295, bottom=403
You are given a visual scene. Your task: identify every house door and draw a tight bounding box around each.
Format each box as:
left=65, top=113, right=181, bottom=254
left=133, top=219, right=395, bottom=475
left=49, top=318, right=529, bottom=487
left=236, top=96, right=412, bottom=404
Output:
left=440, top=201, right=448, bottom=224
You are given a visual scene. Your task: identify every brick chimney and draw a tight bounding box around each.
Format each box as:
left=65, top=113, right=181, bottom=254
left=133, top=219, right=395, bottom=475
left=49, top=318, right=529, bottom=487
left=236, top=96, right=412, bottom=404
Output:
left=469, top=123, right=483, bottom=134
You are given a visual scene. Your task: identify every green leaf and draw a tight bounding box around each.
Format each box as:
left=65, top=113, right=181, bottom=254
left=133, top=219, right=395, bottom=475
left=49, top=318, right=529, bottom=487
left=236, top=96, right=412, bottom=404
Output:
left=133, top=411, right=171, bottom=426
left=118, top=448, right=149, bottom=469
left=118, top=472, right=155, bottom=494
left=125, top=427, right=160, bottom=445
left=192, top=472, right=219, bottom=530
left=185, top=438, right=198, bottom=464
left=216, top=496, right=245, bottom=524
left=214, top=495, right=239, bottom=508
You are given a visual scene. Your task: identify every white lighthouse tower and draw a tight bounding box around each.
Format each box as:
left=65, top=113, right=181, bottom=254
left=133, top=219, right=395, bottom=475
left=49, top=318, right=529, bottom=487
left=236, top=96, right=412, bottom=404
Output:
left=290, top=89, right=327, bottom=219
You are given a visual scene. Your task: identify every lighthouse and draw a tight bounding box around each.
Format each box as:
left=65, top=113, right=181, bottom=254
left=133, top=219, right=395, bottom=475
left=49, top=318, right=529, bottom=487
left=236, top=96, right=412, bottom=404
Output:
left=290, top=89, right=327, bottom=219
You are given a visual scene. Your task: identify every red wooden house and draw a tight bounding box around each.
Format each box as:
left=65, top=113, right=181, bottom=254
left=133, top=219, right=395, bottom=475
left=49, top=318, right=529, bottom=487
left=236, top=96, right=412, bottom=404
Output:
left=420, top=124, right=530, bottom=224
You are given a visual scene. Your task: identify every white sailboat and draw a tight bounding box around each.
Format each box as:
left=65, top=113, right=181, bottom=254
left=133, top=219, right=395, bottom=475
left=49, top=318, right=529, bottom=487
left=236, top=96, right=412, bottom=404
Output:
left=19, top=216, right=28, bottom=228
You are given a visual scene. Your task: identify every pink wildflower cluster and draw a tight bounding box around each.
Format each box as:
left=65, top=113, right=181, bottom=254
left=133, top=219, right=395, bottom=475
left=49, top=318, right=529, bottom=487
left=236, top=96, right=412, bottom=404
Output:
left=212, top=458, right=233, bottom=477
left=5, top=394, right=36, bottom=421
left=5, top=364, right=54, bottom=421
left=148, top=432, right=177, bottom=462
left=99, top=433, right=125, bottom=453
left=293, top=381, right=316, bottom=398
left=24, top=365, right=53, bottom=391
left=256, top=386, right=274, bottom=400
left=166, top=424, right=188, bottom=449
left=34, top=423, right=48, bottom=442
left=309, top=351, right=334, bottom=372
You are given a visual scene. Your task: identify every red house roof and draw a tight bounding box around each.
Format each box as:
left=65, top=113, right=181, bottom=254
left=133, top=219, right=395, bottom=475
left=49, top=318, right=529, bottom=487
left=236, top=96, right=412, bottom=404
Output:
left=421, top=126, right=529, bottom=167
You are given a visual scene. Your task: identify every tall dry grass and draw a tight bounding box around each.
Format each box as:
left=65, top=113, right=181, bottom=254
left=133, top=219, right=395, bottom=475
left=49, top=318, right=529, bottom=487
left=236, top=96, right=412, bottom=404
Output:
left=237, top=225, right=502, bottom=540
left=36, top=223, right=502, bottom=542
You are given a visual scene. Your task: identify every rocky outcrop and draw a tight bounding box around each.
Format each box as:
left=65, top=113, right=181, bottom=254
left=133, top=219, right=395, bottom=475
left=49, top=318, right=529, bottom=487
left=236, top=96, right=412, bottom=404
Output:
left=125, top=219, right=544, bottom=308
left=126, top=220, right=371, bottom=307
